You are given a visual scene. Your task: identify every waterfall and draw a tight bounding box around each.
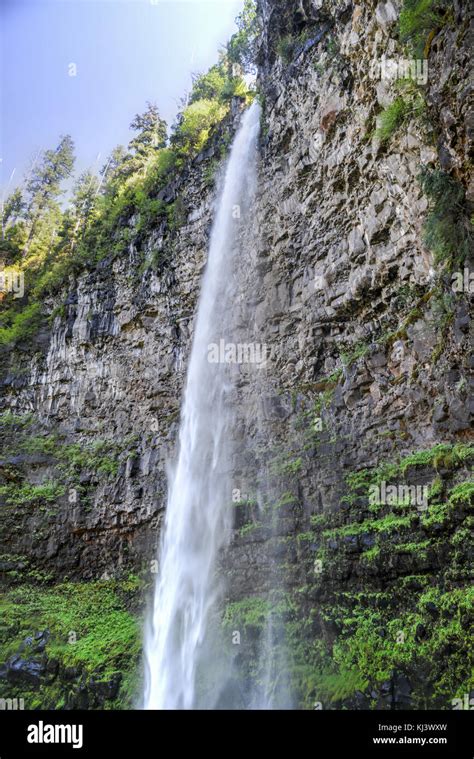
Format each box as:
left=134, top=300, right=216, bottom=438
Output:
left=143, top=101, right=261, bottom=710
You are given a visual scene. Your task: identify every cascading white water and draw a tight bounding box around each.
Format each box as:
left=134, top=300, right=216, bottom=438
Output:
left=143, top=101, right=261, bottom=710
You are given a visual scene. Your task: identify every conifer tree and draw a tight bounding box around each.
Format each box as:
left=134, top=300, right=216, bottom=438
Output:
left=24, top=135, right=75, bottom=252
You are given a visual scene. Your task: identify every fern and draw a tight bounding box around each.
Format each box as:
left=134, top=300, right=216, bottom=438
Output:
left=399, top=0, right=449, bottom=57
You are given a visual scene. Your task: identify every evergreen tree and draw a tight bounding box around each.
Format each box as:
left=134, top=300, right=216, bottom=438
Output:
left=57, top=170, right=100, bottom=254
left=24, top=135, right=75, bottom=251
left=100, top=145, right=129, bottom=197
left=128, top=102, right=167, bottom=162
left=117, top=103, right=167, bottom=179
left=100, top=105, right=167, bottom=189
left=71, top=170, right=100, bottom=227
left=1, top=188, right=25, bottom=242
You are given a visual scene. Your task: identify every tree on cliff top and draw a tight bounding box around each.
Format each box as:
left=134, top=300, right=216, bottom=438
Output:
left=227, top=0, right=259, bottom=73
left=101, top=103, right=168, bottom=191
left=127, top=102, right=168, bottom=175
left=24, top=135, right=75, bottom=252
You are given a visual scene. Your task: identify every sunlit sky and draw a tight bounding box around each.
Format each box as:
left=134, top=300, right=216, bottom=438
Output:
left=0, top=0, right=244, bottom=192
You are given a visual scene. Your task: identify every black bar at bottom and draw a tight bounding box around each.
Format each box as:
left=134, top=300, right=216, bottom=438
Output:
left=0, top=709, right=472, bottom=757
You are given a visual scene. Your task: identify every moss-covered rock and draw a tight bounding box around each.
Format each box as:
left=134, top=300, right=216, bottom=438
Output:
left=0, top=577, right=144, bottom=709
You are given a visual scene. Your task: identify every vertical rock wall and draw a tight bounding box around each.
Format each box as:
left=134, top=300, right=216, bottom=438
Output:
left=0, top=0, right=472, bottom=709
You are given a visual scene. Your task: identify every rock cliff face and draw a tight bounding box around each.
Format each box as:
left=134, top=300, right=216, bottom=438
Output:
left=1, top=112, right=242, bottom=578
left=219, top=0, right=473, bottom=709
left=1, top=0, right=472, bottom=709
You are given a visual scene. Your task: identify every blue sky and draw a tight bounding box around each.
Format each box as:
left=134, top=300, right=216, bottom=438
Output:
left=0, top=0, right=243, bottom=192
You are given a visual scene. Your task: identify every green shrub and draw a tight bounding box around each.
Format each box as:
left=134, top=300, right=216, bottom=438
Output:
left=375, top=91, right=426, bottom=144
left=399, top=0, right=449, bottom=57
left=0, top=302, right=43, bottom=348
left=142, top=148, right=176, bottom=194
left=174, top=99, right=228, bottom=154
left=189, top=65, right=229, bottom=104
left=1, top=579, right=142, bottom=679
left=0, top=411, right=32, bottom=428
left=323, top=513, right=413, bottom=540
left=18, top=435, right=121, bottom=478
left=239, top=521, right=262, bottom=537
left=317, top=667, right=368, bottom=702
left=135, top=195, right=168, bottom=235
left=227, top=0, right=259, bottom=73
left=271, top=456, right=303, bottom=476
left=0, top=480, right=65, bottom=506
left=376, top=98, right=408, bottom=142
left=419, top=167, right=472, bottom=266
left=400, top=442, right=473, bottom=473
left=448, top=482, right=474, bottom=507
left=222, top=596, right=270, bottom=630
